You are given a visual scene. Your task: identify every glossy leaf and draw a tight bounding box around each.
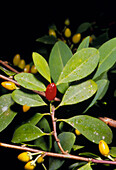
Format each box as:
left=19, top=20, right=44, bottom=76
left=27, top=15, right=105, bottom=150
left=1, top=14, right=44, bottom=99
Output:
left=34, top=118, right=52, bottom=151
left=110, top=147, right=116, bottom=157
left=49, top=41, right=72, bottom=93
left=12, top=123, right=46, bottom=143
left=59, top=80, right=97, bottom=107
left=61, top=115, right=112, bottom=144
left=49, top=132, right=76, bottom=170
left=14, top=73, right=46, bottom=91
left=0, top=66, right=16, bottom=76
left=77, top=36, right=90, bottom=51
left=78, top=162, right=92, bottom=170
left=36, top=35, right=57, bottom=44
left=27, top=113, right=45, bottom=125
left=32, top=52, right=51, bottom=83
left=77, top=22, right=92, bottom=33
left=84, top=79, right=109, bottom=112
left=93, top=37, right=116, bottom=79
left=12, top=89, right=47, bottom=107
left=0, top=93, right=14, bottom=115
left=0, top=108, right=17, bottom=132
left=54, top=132, right=76, bottom=153
left=57, top=48, right=99, bottom=85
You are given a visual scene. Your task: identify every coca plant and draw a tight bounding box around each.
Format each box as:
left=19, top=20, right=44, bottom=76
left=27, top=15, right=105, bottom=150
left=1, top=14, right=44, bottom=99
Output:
left=0, top=37, right=116, bottom=169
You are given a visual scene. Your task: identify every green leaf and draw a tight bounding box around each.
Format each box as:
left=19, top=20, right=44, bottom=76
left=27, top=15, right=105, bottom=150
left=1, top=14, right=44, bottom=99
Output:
left=73, top=145, right=85, bottom=151
left=34, top=118, right=52, bottom=151
left=79, top=152, right=99, bottom=158
left=49, top=41, right=72, bottom=93
left=110, top=147, right=116, bottom=157
left=61, top=115, right=112, bottom=144
left=59, top=80, right=97, bottom=107
left=27, top=113, right=45, bottom=125
left=77, top=22, right=92, bottom=33
left=32, top=52, right=51, bottom=83
left=14, top=73, right=46, bottom=91
left=77, top=36, right=90, bottom=51
left=93, top=37, right=116, bottom=79
left=0, top=108, right=17, bottom=132
left=12, top=123, right=46, bottom=143
left=12, top=89, right=47, bottom=107
left=0, top=93, right=14, bottom=115
left=78, top=162, right=92, bottom=170
left=57, top=48, right=99, bottom=85
left=0, top=66, right=16, bottom=76
left=36, top=35, right=57, bottom=44
left=84, top=79, right=109, bottom=112
left=54, top=132, right=76, bottom=153
left=49, top=132, right=76, bottom=170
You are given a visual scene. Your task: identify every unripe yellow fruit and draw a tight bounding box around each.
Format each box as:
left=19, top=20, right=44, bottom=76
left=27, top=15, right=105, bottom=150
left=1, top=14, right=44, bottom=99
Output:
left=99, top=140, right=109, bottom=156
left=64, top=28, right=71, bottom=38
left=18, top=59, right=26, bottom=69
left=1, top=81, right=17, bottom=90
left=13, top=54, right=21, bottom=66
left=72, top=33, right=81, bottom=44
left=31, top=65, right=38, bottom=74
left=49, top=29, right=56, bottom=37
left=37, top=156, right=44, bottom=164
left=64, top=18, right=70, bottom=26
left=75, top=129, right=81, bottom=135
left=24, top=64, right=30, bottom=73
left=24, top=161, right=36, bottom=170
left=18, top=152, right=32, bottom=162
left=23, top=104, right=31, bottom=112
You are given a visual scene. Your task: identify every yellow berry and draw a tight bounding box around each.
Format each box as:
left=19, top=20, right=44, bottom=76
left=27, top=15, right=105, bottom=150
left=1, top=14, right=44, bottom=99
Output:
left=18, top=152, right=32, bottom=162
left=64, top=18, right=70, bottom=26
left=1, top=81, right=17, bottom=90
left=75, top=129, right=81, bottom=135
left=37, top=156, right=44, bottom=164
left=99, top=140, right=109, bottom=156
left=13, top=54, right=21, bottom=66
left=64, top=28, right=71, bottom=38
left=24, top=161, right=36, bottom=170
left=24, top=64, right=30, bottom=73
left=30, top=65, right=38, bottom=74
left=23, top=104, right=31, bottom=112
left=49, top=29, right=56, bottom=37
left=72, top=33, right=81, bottom=44
left=18, top=59, right=26, bottom=69
left=89, top=36, right=93, bottom=43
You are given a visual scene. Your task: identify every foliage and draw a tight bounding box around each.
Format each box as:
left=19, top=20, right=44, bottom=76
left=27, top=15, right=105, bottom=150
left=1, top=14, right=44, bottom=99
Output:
left=0, top=19, right=116, bottom=169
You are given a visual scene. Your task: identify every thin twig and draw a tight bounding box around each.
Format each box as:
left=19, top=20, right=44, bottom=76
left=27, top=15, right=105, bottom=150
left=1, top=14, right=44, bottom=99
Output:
left=0, top=142, right=116, bottom=165
left=50, top=105, right=66, bottom=154
left=99, top=117, right=116, bottom=128
left=0, top=74, right=60, bottom=102
left=0, top=60, right=19, bottom=74
left=0, top=74, right=20, bottom=86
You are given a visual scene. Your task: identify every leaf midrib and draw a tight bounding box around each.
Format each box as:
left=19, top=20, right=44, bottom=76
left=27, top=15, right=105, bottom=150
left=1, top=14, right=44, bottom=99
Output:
left=59, top=50, right=99, bottom=83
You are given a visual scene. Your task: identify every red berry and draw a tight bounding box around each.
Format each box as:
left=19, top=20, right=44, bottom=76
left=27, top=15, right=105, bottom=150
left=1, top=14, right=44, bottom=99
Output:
left=45, top=83, right=57, bottom=101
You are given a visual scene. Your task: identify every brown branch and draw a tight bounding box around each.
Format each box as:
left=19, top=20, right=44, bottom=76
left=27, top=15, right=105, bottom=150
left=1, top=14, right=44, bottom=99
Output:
left=0, top=74, right=20, bottom=86
left=99, top=117, right=116, bottom=128
left=0, top=74, right=60, bottom=102
left=0, top=60, right=19, bottom=74
left=50, top=105, right=66, bottom=154
left=0, top=142, right=116, bottom=165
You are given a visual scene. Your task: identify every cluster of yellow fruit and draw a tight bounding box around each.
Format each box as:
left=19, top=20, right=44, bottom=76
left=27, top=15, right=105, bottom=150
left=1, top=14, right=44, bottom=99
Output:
left=18, top=152, right=45, bottom=170
left=13, top=54, right=37, bottom=74
left=48, top=18, right=93, bottom=48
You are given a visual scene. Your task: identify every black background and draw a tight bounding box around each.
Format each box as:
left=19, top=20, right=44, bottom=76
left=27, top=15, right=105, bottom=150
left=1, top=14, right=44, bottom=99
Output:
left=0, top=1, right=116, bottom=169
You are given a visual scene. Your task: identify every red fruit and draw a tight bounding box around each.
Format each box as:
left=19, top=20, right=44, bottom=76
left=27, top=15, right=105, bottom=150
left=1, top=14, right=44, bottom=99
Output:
left=45, top=83, right=57, bottom=101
